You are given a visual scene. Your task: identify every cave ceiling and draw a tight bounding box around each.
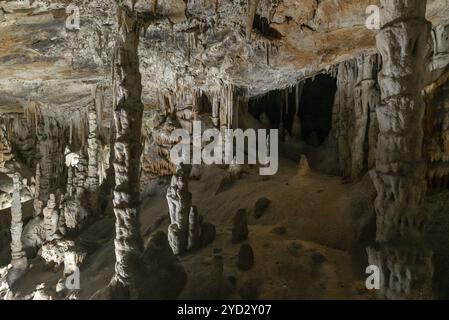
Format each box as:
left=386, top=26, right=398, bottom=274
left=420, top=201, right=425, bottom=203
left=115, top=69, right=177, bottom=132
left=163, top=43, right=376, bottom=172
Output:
left=0, top=0, right=448, bottom=117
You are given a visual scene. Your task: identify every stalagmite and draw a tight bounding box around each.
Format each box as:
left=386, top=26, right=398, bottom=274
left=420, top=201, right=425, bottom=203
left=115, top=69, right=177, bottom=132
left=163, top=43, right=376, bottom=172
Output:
left=33, top=164, right=43, bottom=217
left=167, top=164, right=192, bottom=255
left=42, top=194, right=62, bottom=242
left=187, top=205, right=201, bottom=251
left=86, top=102, right=99, bottom=194
left=367, top=0, right=433, bottom=299
left=7, top=174, right=28, bottom=286
left=108, top=4, right=145, bottom=298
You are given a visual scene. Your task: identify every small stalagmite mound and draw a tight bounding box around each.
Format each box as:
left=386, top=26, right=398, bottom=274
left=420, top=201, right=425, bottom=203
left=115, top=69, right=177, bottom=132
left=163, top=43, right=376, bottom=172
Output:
left=237, top=243, right=254, bottom=271
left=232, top=208, right=248, bottom=243
left=298, top=154, right=311, bottom=176
left=254, top=197, right=270, bottom=219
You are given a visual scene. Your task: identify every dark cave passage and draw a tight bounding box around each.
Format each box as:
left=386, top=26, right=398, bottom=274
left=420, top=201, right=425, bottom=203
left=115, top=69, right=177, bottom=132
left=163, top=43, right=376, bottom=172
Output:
left=298, top=74, right=337, bottom=145
left=248, top=74, right=337, bottom=147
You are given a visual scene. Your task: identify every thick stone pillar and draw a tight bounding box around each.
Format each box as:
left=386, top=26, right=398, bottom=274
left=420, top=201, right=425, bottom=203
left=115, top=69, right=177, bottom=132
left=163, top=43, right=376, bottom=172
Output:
left=368, top=0, right=433, bottom=299
left=109, top=4, right=145, bottom=298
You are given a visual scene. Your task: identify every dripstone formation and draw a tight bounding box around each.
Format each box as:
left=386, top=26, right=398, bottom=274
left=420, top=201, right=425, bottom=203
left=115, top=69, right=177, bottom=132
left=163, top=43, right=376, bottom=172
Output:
left=167, top=164, right=201, bottom=255
left=1, top=0, right=449, bottom=301
left=367, top=0, right=434, bottom=299
left=108, top=4, right=146, bottom=298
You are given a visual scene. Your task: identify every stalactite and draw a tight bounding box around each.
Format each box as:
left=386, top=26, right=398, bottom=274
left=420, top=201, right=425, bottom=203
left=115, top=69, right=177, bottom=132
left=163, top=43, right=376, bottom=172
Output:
left=351, top=54, right=380, bottom=180
left=7, top=174, right=28, bottom=286
left=246, top=0, right=260, bottom=41
left=367, top=0, right=433, bottom=299
left=331, top=53, right=380, bottom=181
left=291, top=82, right=303, bottom=139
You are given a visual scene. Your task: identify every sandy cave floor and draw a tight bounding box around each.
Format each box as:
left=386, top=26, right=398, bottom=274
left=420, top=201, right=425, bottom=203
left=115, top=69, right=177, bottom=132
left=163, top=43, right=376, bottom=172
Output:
left=1, top=148, right=386, bottom=300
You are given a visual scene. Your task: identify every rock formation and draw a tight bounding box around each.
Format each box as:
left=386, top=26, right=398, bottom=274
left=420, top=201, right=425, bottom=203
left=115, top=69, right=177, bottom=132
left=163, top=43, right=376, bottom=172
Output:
left=108, top=3, right=146, bottom=299
left=0, top=0, right=449, bottom=302
left=332, top=54, right=380, bottom=181
left=6, top=174, right=27, bottom=286
left=367, top=0, right=434, bottom=299
left=86, top=102, right=99, bottom=201
left=33, top=164, right=43, bottom=217
left=232, top=208, right=249, bottom=243
left=42, top=194, right=62, bottom=242
left=167, top=164, right=201, bottom=255
left=0, top=124, right=12, bottom=169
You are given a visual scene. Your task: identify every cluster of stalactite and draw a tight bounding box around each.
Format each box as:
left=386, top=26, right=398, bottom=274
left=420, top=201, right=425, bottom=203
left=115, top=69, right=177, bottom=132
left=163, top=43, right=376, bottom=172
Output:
left=25, top=106, right=66, bottom=205
left=331, top=53, right=380, bottom=182
left=141, top=84, right=247, bottom=185
left=367, top=0, right=434, bottom=299
left=0, top=113, right=37, bottom=168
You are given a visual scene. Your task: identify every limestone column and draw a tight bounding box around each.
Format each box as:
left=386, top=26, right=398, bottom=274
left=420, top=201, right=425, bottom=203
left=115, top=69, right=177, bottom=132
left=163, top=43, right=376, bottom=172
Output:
left=109, top=4, right=145, bottom=298
left=33, top=163, right=44, bottom=217
left=86, top=102, right=99, bottom=193
left=367, top=0, right=433, bottom=299
left=167, top=164, right=192, bottom=255
left=7, top=174, right=28, bottom=286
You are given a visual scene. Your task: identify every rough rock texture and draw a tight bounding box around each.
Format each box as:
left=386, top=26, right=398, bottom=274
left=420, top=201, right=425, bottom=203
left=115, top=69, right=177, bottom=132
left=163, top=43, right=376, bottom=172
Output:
left=42, top=194, right=62, bottom=241
left=424, top=71, right=449, bottom=190
left=39, top=239, right=87, bottom=275
left=232, top=208, right=249, bottom=243
left=86, top=102, right=99, bottom=194
left=167, top=164, right=202, bottom=254
left=108, top=4, right=145, bottom=299
left=7, top=174, right=27, bottom=286
left=367, top=0, right=434, bottom=299
left=332, top=53, right=380, bottom=181
left=0, top=0, right=448, bottom=301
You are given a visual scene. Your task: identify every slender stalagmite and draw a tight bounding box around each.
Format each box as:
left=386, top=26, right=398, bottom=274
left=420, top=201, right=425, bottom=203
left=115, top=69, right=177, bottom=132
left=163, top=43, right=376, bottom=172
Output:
left=7, top=174, right=28, bottom=286
left=86, top=102, right=99, bottom=193
left=367, top=0, right=433, bottom=299
left=108, top=4, right=145, bottom=298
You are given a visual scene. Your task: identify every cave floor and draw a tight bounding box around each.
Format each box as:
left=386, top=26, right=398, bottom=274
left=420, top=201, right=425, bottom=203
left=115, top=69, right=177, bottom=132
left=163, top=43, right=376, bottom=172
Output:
left=6, top=154, right=380, bottom=300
